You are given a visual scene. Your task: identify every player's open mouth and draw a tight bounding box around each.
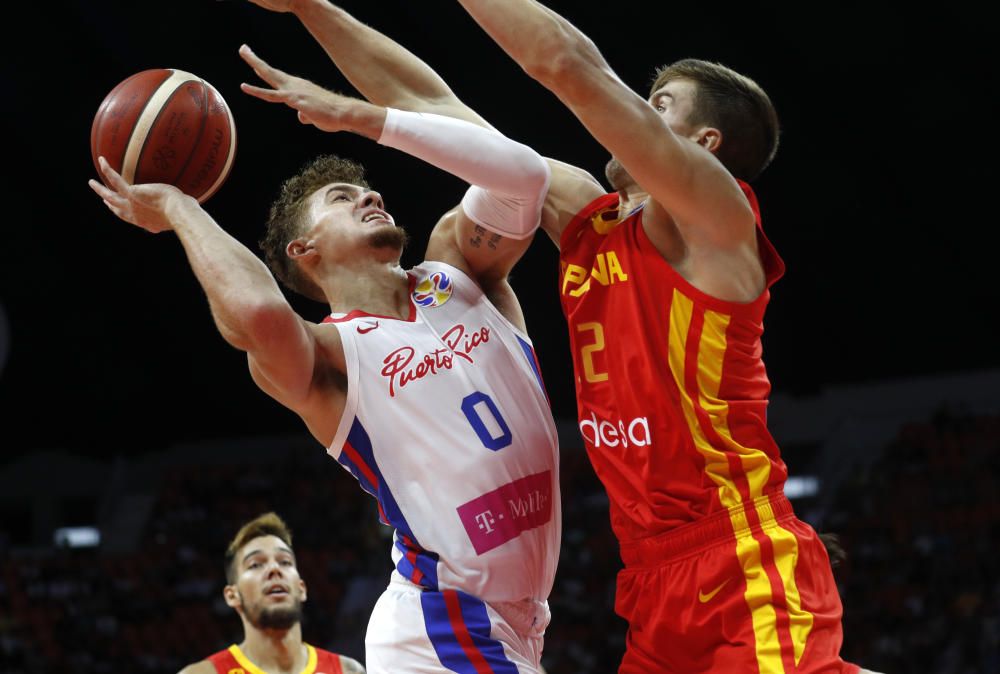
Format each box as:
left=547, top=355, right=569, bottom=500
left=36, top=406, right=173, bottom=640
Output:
left=264, top=585, right=289, bottom=597
left=361, top=211, right=392, bottom=225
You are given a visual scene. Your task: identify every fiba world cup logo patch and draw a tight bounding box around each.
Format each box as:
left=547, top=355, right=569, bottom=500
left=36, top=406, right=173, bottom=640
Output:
left=413, top=271, right=453, bottom=308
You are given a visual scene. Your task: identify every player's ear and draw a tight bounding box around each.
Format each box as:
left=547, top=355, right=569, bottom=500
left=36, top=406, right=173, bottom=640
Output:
left=298, top=577, right=308, bottom=603
left=286, top=238, right=316, bottom=260
left=692, top=126, right=722, bottom=154
left=223, top=583, right=241, bottom=609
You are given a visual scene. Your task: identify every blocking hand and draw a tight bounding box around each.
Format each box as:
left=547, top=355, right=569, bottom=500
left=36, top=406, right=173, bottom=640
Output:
left=239, top=44, right=378, bottom=135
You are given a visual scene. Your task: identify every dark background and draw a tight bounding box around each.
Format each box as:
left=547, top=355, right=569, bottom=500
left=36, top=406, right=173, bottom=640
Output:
left=1, top=1, right=996, bottom=459
left=1, top=2, right=999, bottom=673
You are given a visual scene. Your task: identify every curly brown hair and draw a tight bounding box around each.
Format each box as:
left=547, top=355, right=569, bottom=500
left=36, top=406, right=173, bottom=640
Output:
left=224, top=512, right=294, bottom=584
left=260, top=155, right=370, bottom=302
left=650, top=59, right=779, bottom=182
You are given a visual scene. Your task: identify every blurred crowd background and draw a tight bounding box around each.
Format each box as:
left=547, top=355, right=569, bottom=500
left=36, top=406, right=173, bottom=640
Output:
left=2, top=2, right=997, bottom=673
left=2, top=371, right=998, bottom=674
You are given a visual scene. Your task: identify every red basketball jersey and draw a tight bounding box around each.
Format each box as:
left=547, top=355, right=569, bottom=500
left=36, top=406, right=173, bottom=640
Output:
left=207, top=644, right=344, bottom=674
left=559, top=181, right=787, bottom=543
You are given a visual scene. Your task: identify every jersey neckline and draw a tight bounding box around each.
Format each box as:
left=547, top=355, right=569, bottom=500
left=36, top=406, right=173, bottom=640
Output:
left=322, top=273, right=418, bottom=324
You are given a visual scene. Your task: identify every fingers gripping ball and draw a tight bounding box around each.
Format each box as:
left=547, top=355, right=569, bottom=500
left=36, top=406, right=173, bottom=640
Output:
left=91, top=69, right=237, bottom=203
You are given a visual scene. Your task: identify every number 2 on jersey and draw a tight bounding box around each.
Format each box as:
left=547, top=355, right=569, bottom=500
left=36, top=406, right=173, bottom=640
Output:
left=461, top=391, right=513, bottom=451
left=577, top=321, right=608, bottom=383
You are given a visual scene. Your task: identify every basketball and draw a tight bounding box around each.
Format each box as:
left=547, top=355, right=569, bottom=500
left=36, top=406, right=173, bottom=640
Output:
left=91, top=69, right=237, bottom=203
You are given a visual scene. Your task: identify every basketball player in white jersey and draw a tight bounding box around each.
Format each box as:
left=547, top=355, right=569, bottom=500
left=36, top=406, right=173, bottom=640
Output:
left=88, top=46, right=558, bottom=674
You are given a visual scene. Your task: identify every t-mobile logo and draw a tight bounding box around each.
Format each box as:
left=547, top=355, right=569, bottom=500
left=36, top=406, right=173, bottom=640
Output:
left=457, top=471, right=553, bottom=555
left=474, top=510, right=500, bottom=534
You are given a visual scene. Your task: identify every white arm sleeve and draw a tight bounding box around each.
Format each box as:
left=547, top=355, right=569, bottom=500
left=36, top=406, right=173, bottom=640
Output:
left=377, top=108, right=550, bottom=239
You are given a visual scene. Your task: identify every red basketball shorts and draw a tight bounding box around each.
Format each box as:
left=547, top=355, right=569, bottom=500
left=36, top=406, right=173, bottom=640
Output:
left=614, top=493, right=861, bottom=674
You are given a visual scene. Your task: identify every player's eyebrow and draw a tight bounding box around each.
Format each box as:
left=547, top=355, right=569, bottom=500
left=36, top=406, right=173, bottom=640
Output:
left=325, top=184, right=363, bottom=203
left=241, top=545, right=295, bottom=565
left=242, top=549, right=264, bottom=565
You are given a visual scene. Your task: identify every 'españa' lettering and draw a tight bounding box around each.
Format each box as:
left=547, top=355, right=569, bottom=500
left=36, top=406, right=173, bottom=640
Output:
left=561, top=251, right=629, bottom=297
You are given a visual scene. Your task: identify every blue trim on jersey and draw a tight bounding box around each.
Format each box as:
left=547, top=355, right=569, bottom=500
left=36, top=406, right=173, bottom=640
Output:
left=342, top=419, right=412, bottom=534
left=339, top=418, right=440, bottom=589
left=516, top=336, right=546, bottom=395
left=394, top=536, right=440, bottom=590
left=336, top=442, right=380, bottom=502
left=420, top=591, right=521, bottom=674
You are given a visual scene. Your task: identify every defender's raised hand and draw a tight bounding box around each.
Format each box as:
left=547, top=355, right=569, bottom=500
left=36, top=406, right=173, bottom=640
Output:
left=239, top=44, right=386, bottom=138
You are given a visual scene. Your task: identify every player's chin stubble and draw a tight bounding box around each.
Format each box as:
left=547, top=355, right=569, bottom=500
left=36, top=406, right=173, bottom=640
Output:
left=368, top=226, right=409, bottom=253
left=244, top=597, right=304, bottom=631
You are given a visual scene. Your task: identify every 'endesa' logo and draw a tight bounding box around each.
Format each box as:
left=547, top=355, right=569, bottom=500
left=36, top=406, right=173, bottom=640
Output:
left=579, top=412, right=651, bottom=448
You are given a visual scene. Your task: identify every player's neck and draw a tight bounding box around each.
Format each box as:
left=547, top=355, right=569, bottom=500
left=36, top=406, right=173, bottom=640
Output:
left=320, top=261, right=411, bottom=319
left=239, top=623, right=307, bottom=673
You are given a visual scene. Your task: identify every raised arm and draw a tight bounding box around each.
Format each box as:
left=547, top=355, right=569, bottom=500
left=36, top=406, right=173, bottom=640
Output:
left=88, top=158, right=319, bottom=416
left=240, top=46, right=550, bottom=301
left=242, top=0, right=604, bottom=244
left=245, top=0, right=489, bottom=127
left=453, top=0, right=756, bottom=251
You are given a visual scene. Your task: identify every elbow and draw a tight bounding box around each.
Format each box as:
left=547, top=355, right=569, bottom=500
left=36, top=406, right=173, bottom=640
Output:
left=234, top=300, right=299, bottom=353
left=495, top=147, right=551, bottom=202
left=517, top=150, right=552, bottom=197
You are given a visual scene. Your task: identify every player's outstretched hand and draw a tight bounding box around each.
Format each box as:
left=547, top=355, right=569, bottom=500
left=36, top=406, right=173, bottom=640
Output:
left=239, top=44, right=384, bottom=137
left=88, top=157, right=192, bottom=234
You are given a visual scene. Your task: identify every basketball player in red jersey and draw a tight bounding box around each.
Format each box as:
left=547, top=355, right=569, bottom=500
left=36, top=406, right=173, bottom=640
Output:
left=237, top=2, right=878, bottom=672
left=178, top=512, right=365, bottom=674
left=449, top=3, right=878, bottom=672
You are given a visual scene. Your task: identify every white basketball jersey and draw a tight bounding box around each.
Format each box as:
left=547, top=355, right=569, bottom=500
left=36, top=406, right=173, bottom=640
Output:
left=326, top=261, right=560, bottom=604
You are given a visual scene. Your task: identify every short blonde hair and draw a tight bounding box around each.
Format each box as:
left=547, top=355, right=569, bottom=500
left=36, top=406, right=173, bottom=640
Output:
left=224, top=512, right=294, bottom=583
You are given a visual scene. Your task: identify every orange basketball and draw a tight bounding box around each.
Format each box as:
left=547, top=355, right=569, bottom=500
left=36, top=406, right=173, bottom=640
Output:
left=91, top=69, right=237, bottom=203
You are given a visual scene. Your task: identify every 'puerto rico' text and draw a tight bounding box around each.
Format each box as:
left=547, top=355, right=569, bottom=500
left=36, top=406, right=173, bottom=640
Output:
left=380, top=324, right=491, bottom=396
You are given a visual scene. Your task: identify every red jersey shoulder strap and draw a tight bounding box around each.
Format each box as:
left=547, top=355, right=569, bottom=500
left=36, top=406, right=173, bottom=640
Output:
left=559, top=192, right=620, bottom=249
left=561, top=183, right=784, bottom=287
left=736, top=180, right=785, bottom=287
